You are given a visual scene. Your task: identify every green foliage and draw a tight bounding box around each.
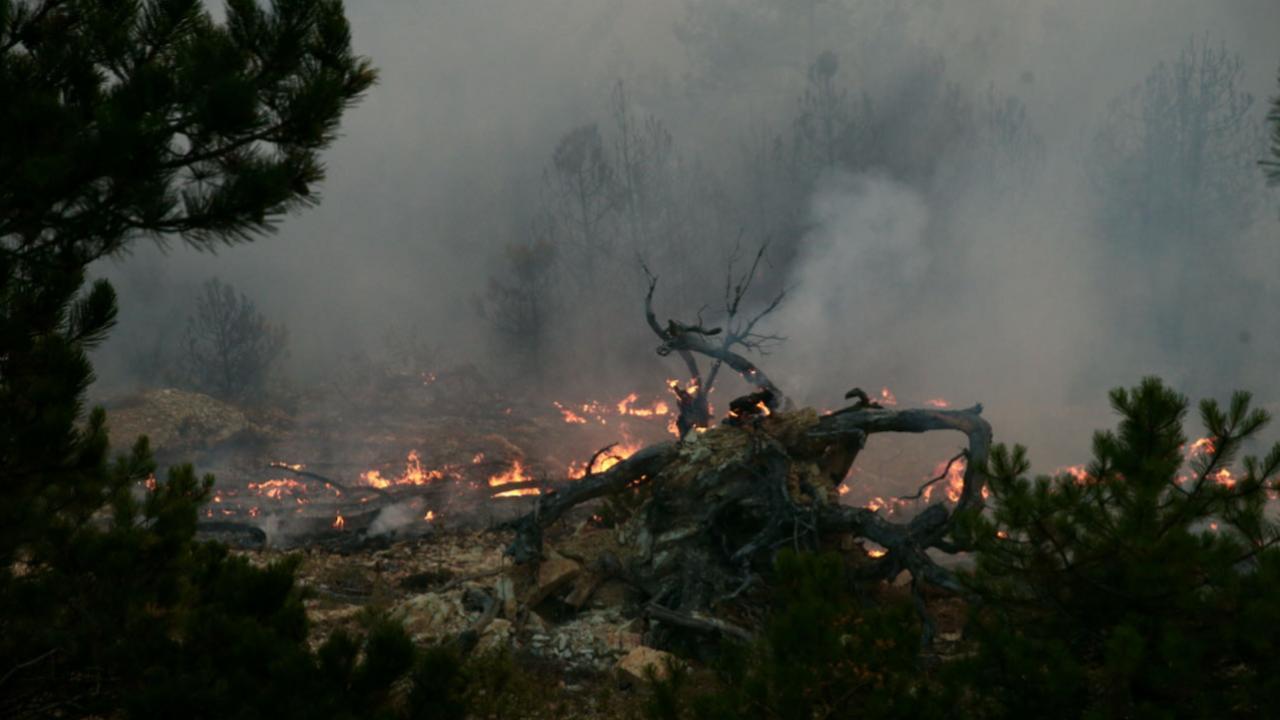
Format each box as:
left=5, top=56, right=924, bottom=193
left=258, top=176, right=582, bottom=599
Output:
left=955, top=377, right=1280, bottom=719
left=0, top=2, right=411, bottom=717
left=179, top=276, right=289, bottom=400
left=646, top=551, right=946, bottom=720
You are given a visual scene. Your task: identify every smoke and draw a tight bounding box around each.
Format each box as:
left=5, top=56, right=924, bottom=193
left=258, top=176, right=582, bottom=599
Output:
left=368, top=502, right=426, bottom=538
left=87, top=0, right=1280, bottom=471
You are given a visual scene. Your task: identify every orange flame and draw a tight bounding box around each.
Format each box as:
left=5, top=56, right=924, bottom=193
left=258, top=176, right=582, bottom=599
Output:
left=879, top=387, right=898, bottom=406
left=332, top=513, right=345, bottom=530
left=248, top=478, right=309, bottom=499
left=490, top=460, right=540, bottom=497
left=362, top=450, right=447, bottom=488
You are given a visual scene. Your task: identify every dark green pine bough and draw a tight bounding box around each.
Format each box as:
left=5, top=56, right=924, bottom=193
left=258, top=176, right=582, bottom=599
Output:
left=0, top=2, right=460, bottom=718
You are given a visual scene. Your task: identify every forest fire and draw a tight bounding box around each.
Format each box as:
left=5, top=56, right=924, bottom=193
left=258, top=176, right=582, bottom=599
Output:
left=489, top=459, right=538, bottom=497
left=361, top=449, right=447, bottom=488
left=247, top=478, right=309, bottom=499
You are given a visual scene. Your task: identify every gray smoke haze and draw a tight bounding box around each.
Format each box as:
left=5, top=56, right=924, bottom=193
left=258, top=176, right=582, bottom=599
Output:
left=91, top=0, right=1280, bottom=471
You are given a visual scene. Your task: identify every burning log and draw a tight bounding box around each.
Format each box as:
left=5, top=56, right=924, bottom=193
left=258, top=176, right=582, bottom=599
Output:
left=503, top=397, right=992, bottom=650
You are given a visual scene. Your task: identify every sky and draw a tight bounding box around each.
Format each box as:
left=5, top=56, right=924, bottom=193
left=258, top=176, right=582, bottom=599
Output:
left=92, top=0, right=1280, bottom=470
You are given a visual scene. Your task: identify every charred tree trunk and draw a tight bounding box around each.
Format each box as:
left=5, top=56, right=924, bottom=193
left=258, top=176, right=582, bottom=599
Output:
left=504, top=400, right=991, bottom=647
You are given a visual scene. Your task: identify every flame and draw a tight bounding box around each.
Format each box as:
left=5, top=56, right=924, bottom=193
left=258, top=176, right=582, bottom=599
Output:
left=472, top=452, right=485, bottom=464
left=553, top=401, right=588, bottom=424
left=1187, top=437, right=1216, bottom=458
left=996, top=530, right=1009, bottom=539
left=924, top=397, right=950, bottom=408
left=922, top=457, right=968, bottom=503
left=1212, top=468, right=1237, bottom=488
left=567, top=441, right=643, bottom=479
left=867, top=548, right=888, bottom=558
left=332, top=513, right=345, bottom=530
left=424, top=510, right=436, bottom=522
left=1057, top=465, right=1090, bottom=484
left=248, top=478, right=309, bottom=499
left=490, top=459, right=540, bottom=497
left=755, top=400, right=772, bottom=417
left=144, top=474, right=157, bottom=491
left=362, top=450, right=448, bottom=488
left=272, top=461, right=305, bottom=471
left=879, top=387, right=898, bottom=406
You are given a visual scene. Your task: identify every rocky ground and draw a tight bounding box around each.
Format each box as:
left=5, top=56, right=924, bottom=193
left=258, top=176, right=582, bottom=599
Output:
left=239, top=526, right=681, bottom=719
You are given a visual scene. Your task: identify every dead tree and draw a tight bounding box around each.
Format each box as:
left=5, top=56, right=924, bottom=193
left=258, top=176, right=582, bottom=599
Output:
left=642, top=241, right=787, bottom=436
left=505, top=400, right=990, bottom=648
left=503, top=245, right=991, bottom=648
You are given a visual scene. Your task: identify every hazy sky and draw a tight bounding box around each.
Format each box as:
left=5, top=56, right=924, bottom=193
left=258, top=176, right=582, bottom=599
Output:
left=93, top=0, right=1280, bottom=469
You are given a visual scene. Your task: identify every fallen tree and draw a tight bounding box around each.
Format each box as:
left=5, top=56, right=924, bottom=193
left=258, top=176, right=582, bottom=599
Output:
left=504, top=251, right=992, bottom=648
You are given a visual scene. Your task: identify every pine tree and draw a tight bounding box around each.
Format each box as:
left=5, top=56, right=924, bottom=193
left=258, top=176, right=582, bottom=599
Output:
left=0, top=3, right=465, bottom=717
left=955, top=377, right=1280, bottom=718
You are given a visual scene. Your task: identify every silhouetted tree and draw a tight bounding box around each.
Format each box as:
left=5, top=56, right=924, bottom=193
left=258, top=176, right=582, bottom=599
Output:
left=179, top=277, right=288, bottom=400
left=0, top=2, right=446, bottom=717
left=1265, top=66, right=1280, bottom=187
left=1090, top=37, right=1268, bottom=378
left=477, top=227, right=559, bottom=381
left=956, top=377, right=1280, bottom=718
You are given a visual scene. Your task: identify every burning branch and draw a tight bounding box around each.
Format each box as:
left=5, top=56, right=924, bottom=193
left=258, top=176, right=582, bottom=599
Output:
left=641, top=240, right=788, bottom=434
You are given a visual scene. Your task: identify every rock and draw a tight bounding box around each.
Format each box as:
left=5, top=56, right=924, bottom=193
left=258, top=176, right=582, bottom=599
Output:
left=477, top=618, right=513, bottom=654
left=564, top=570, right=604, bottom=609
left=526, top=551, right=581, bottom=605
left=616, top=646, right=677, bottom=685
left=494, top=575, right=518, bottom=619
left=525, top=610, right=550, bottom=634
left=391, top=592, right=463, bottom=641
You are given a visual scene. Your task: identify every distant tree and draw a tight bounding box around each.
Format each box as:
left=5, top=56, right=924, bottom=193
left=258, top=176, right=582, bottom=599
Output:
left=546, top=123, right=618, bottom=282
left=0, top=2, right=441, bottom=717
left=1265, top=66, right=1280, bottom=186
left=179, top=277, right=288, bottom=400
left=477, top=228, right=559, bottom=381
left=793, top=50, right=854, bottom=174
left=1090, top=38, right=1268, bottom=377
left=954, top=377, right=1280, bottom=718
left=1093, top=38, right=1263, bottom=250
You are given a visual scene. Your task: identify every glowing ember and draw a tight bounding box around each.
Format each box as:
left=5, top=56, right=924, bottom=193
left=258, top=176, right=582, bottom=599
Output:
left=1057, top=464, right=1090, bottom=484
left=144, top=474, right=157, bottom=492
left=332, top=513, right=345, bottom=530
left=568, top=441, right=643, bottom=479
left=248, top=478, right=309, bottom=499
left=553, top=401, right=588, bottom=424
left=1187, top=437, right=1216, bottom=457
